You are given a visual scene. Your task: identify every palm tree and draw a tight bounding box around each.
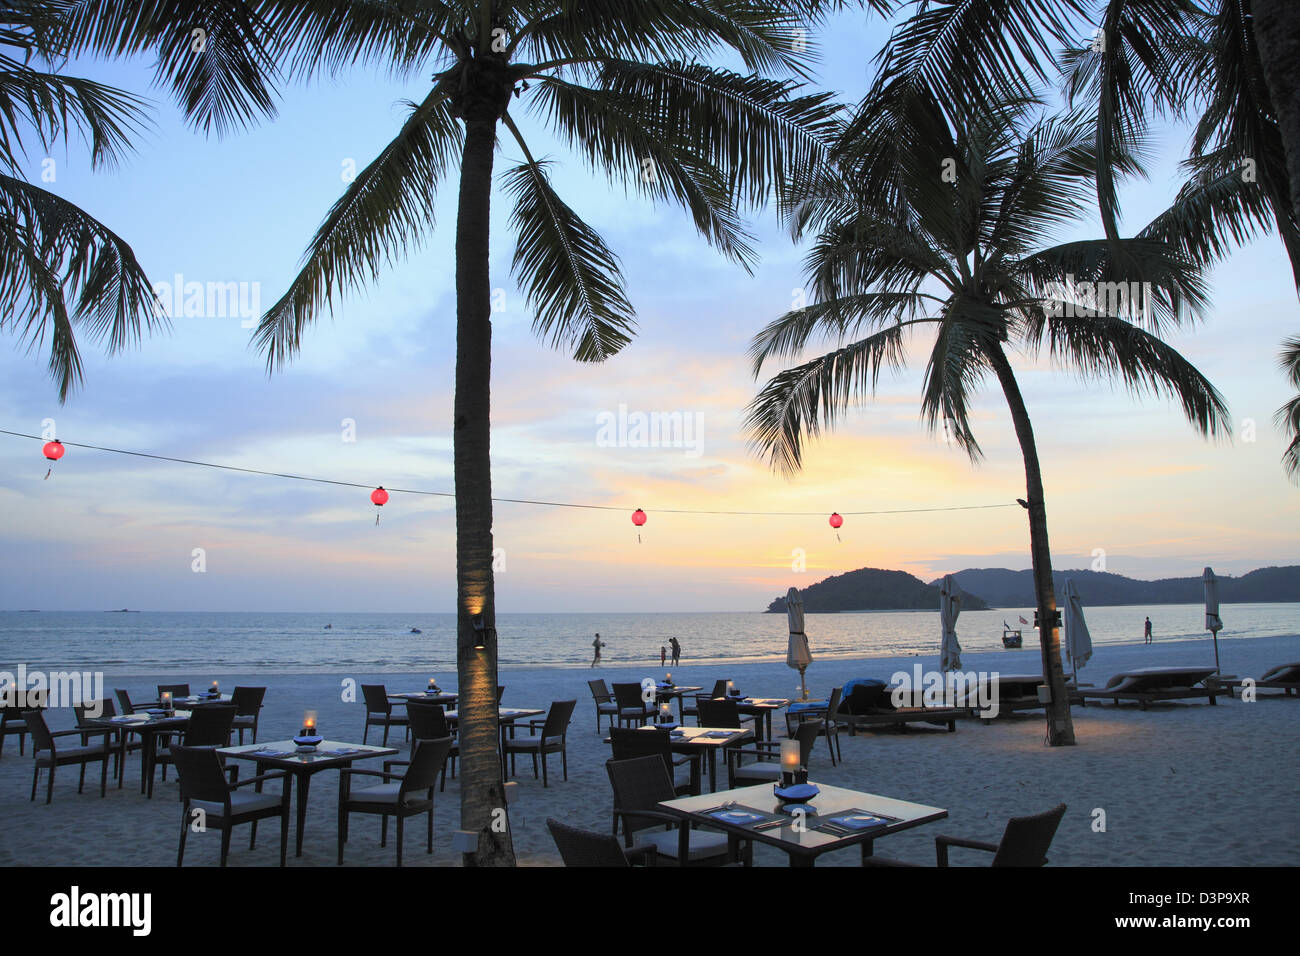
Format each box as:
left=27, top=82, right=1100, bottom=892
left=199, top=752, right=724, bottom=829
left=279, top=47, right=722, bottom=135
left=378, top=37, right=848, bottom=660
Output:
left=748, top=92, right=1229, bottom=746
left=0, top=0, right=161, bottom=400
left=211, top=0, right=837, bottom=866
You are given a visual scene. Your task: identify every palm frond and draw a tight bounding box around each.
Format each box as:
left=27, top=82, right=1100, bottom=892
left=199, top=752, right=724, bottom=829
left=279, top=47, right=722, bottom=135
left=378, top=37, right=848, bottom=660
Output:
left=749, top=292, right=937, bottom=374
left=253, top=86, right=461, bottom=369
left=1275, top=336, right=1300, bottom=481
left=500, top=156, right=636, bottom=363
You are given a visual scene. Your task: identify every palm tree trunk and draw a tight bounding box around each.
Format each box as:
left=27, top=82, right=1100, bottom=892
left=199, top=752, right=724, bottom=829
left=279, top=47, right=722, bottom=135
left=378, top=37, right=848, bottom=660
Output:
left=453, top=111, right=515, bottom=866
left=987, top=343, right=1076, bottom=746
left=1253, top=0, right=1300, bottom=233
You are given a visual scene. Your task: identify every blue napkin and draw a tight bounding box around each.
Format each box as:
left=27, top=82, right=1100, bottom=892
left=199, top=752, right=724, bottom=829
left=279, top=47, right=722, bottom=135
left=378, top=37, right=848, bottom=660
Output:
left=704, top=730, right=735, bottom=738
left=827, top=812, right=888, bottom=830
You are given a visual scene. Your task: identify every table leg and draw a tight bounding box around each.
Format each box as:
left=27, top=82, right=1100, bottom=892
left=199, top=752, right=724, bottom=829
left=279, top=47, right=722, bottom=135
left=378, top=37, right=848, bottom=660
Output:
left=689, top=753, right=701, bottom=795
left=707, top=749, right=717, bottom=792
left=140, top=730, right=152, bottom=795
left=294, top=771, right=311, bottom=857
left=116, top=731, right=127, bottom=788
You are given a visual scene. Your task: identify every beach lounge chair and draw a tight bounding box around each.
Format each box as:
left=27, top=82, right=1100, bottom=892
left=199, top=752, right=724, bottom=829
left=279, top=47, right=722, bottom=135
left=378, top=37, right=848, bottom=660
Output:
left=23, top=709, right=113, bottom=804
left=612, top=682, right=654, bottom=728
left=865, top=804, right=1067, bottom=867
left=405, top=700, right=459, bottom=791
left=785, top=687, right=844, bottom=764
left=503, top=699, right=576, bottom=787
left=150, top=703, right=237, bottom=798
left=546, top=817, right=657, bottom=866
left=606, top=755, right=749, bottom=867
left=836, top=679, right=962, bottom=733
left=172, top=743, right=290, bottom=867
left=337, top=737, right=452, bottom=866
left=1075, top=667, right=1218, bottom=710
left=361, top=684, right=410, bottom=745
left=727, top=719, right=822, bottom=788
left=1222, top=662, right=1300, bottom=698
left=588, top=679, right=619, bottom=732
left=229, top=686, right=266, bottom=745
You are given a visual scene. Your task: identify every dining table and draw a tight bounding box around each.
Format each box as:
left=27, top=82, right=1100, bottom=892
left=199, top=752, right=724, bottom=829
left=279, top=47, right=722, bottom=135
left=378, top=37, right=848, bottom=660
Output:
left=389, top=691, right=459, bottom=707
left=605, top=724, right=754, bottom=793
left=85, top=710, right=191, bottom=795
left=217, top=739, right=399, bottom=857
left=658, top=781, right=948, bottom=866
left=650, top=684, right=703, bottom=723
left=715, top=695, right=792, bottom=743
left=444, top=706, right=544, bottom=756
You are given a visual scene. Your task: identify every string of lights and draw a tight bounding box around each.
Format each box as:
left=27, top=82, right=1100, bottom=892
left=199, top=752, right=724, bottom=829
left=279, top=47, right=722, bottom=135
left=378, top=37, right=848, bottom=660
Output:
left=2, top=428, right=1021, bottom=519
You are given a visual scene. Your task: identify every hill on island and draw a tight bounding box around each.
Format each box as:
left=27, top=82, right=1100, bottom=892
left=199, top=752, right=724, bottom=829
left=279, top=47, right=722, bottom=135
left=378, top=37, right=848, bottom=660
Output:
left=765, top=568, right=989, bottom=613
left=936, top=566, right=1300, bottom=607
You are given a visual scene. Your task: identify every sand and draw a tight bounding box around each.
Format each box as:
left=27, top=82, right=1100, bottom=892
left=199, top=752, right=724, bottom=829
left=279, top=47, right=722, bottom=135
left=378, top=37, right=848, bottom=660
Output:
left=1, top=633, right=1296, bottom=867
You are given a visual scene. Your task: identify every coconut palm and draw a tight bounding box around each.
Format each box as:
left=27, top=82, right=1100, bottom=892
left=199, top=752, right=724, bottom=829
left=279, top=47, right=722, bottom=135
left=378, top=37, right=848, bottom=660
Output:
left=749, top=91, right=1229, bottom=745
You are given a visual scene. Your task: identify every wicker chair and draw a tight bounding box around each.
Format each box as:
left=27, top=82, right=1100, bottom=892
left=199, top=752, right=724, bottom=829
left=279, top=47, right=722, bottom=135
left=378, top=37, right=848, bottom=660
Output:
left=609, top=726, right=700, bottom=796
left=785, top=687, right=844, bottom=765
left=611, top=682, right=653, bottom=728
left=681, top=681, right=727, bottom=725
left=587, top=679, right=619, bottom=733
left=114, top=689, right=157, bottom=713
left=405, top=700, right=458, bottom=791
left=727, top=719, right=821, bottom=788
left=361, top=684, right=410, bottom=745
left=338, top=737, right=452, bottom=865
left=547, top=817, right=657, bottom=866
left=0, top=696, right=30, bottom=758
left=695, top=696, right=756, bottom=735
left=74, top=698, right=142, bottom=781
left=157, top=683, right=191, bottom=701
left=606, top=755, right=748, bottom=866
left=865, top=804, right=1068, bottom=867
left=23, top=708, right=112, bottom=804
left=150, top=704, right=237, bottom=798
left=171, top=743, right=290, bottom=866
left=503, top=700, right=576, bottom=787
left=229, top=687, right=266, bottom=745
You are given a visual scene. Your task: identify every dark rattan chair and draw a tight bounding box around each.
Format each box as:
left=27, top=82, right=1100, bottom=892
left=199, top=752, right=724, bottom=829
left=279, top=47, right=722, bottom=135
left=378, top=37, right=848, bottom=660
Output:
left=606, top=755, right=748, bottom=867
left=696, top=696, right=755, bottom=735
left=546, top=817, right=657, bottom=866
left=612, top=682, right=653, bottom=728
left=229, top=686, right=266, bottom=745
left=361, top=684, right=410, bottom=746
left=1, top=696, right=31, bottom=759
left=681, top=681, right=726, bottom=725
left=74, top=698, right=142, bottom=782
left=864, top=804, right=1068, bottom=867
left=115, top=688, right=157, bottom=713
left=785, top=687, right=844, bottom=765
left=609, top=726, right=700, bottom=797
left=338, top=737, right=451, bottom=866
left=151, top=704, right=237, bottom=798
left=157, top=683, right=191, bottom=701
left=23, top=708, right=112, bottom=804
left=405, top=700, right=459, bottom=791
left=588, top=679, right=619, bottom=733
left=172, top=743, right=290, bottom=866
left=727, top=719, right=821, bottom=788
left=503, top=700, right=576, bottom=787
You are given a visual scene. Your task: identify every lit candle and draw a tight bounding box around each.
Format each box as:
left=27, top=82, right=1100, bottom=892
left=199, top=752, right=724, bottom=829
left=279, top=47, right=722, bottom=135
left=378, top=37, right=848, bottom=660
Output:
left=781, top=738, right=800, bottom=786
left=659, top=702, right=672, bottom=722
left=428, top=676, right=438, bottom=691
left=726, top=680, right=735, bottom=696
left=665, top=673, right=672, bottom=684
left=303, top=710, right=317, bottom=733
left=210, top=681, right=219, bottom=694
left=160, top=691, right=172, bottom=708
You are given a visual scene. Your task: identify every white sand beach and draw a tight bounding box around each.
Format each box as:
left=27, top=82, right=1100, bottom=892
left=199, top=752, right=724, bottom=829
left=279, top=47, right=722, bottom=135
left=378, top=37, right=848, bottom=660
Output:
left=2, top=634, right=1296, bottom=867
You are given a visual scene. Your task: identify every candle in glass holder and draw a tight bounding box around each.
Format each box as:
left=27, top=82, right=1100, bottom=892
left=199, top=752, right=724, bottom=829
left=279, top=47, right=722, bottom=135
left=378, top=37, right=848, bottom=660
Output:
left=302, top=710, right=318, bottom=735
left=665, top=672, right=672, bottom=685
left=160, top=691, right=172, bottom=710
left=780, top=738, right=800, bottom=786
left=210, top=681, right=220, bottom=696
left=726, top=680, right=735, bottom=697
left=659, top=702, right=672, bottom=723
left=428, top=676, right=438, bottom=692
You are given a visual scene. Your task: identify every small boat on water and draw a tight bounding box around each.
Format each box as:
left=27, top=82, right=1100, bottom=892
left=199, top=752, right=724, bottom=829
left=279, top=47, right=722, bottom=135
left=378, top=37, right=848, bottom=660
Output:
left=1002, top=623, right=1023, bottom=648
left=323, top=623, right=332, bottom=629
left=410, top=627, right=422, bottom=634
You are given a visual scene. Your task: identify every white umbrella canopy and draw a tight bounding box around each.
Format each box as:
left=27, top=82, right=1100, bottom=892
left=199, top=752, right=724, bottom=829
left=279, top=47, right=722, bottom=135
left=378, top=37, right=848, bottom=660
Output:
left=786, top=587, right=812, bottom=700
left=940, top=574, right=962, bottom=671
left=1063, top=578, right=1092, bottom=681
left=1204, top=566, right=1224, bottom=673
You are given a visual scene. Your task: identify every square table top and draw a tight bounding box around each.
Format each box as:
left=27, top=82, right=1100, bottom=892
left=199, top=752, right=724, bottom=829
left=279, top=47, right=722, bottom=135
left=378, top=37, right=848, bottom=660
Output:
left=391, top=691, right=459, bottom=704
left=654, top=685, right=704, bottom=695
left=659, top=782, right=947, bottom=859
left=605, top=725, right=753, bottom=748
left=172, top=693, right=233, bottom=706
left=443, top=707, right=544, bottom=723
left=710, top=696, right=791, bottom=709
left=86, top=711, right=192, bottom=729
left=217, top=739, right=397, bottom=768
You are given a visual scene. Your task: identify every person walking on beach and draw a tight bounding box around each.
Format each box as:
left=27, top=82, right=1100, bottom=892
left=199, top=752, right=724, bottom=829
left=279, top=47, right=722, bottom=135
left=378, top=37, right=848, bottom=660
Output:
left=669, top=636, right=681, bottom=666
left=1144, top=617, right=1153, bottom=644
left=660, top=644, right=667, bottom=667
left=591, top=633, right=606, bottom=667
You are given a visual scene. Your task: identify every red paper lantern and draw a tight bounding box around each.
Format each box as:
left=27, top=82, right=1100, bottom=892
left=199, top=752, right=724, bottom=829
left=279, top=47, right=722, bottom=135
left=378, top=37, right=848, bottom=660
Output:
left=828, top=512, right=843, bottom=528
left=631, top=508, right=647, bottom=527
left=371, top=487, right=389, bottom=507
left=43, top=440, right=65, bottom=461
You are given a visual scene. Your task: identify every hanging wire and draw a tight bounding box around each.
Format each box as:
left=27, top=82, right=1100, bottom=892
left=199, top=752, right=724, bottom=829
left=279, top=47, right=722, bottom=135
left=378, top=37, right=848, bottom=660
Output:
left=0, top=428, right=1021, bottom=517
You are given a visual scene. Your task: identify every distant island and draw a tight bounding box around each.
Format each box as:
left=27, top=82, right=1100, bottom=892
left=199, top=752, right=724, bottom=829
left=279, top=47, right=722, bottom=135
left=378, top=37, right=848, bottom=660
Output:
left=765, top=568, right=990, bottom=613
left=765, top=564, right=1300, bottom=612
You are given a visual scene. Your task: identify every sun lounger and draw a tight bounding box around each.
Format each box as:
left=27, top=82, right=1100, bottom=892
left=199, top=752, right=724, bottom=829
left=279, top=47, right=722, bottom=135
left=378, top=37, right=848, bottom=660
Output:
left=1074, top=667, right=1218, bottom=710
left=1220, top=662, right=1300, bottom=699
left=835, top=679, right=961, bottom=734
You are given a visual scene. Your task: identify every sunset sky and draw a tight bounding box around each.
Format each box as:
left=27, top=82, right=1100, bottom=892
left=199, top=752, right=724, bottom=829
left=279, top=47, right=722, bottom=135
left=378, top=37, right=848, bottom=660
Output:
left=1, top=9, right=1296, bottom=613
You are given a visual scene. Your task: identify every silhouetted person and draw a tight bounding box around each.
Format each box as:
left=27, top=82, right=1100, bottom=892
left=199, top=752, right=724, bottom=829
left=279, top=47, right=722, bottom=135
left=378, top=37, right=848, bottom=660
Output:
left=591, top=633, right=606, bottom=667
left=1144, top=617, right=1153, bottom=644
left=660, top=644, right=667, bottom=666
left=669, top=636, right=681, bottom=666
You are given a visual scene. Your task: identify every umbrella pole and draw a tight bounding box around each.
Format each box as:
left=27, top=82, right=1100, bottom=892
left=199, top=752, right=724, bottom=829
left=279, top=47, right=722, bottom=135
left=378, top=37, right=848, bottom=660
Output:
left=1212, top=633, right=1221, bottom=674
left=798, top=666, right=808, bottom=702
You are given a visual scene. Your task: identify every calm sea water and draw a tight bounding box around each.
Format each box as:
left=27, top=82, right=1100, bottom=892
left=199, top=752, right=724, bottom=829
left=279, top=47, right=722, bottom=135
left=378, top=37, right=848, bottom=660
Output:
left=0, top=604, right=1296, bottom=675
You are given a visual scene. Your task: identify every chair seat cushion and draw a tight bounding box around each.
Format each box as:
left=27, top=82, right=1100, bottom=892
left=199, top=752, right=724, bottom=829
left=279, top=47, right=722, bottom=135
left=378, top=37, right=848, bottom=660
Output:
left=37, top=744, right=109, bottom=764
left=505, top=736, right=563, bottom=751
left=347, top=783, right=427, bottom=806
left=732, top=763, right=782, bottom=783
left=231, top=715, right=256, bottom=727
left=192, top=791, right=282, bottom=818
left=635, top=828, right=730, bottom=862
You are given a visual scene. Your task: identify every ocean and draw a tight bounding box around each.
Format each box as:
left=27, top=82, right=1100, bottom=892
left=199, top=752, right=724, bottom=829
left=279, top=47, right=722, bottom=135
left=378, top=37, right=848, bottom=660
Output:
left=1, top=603, right=1296, bottom=675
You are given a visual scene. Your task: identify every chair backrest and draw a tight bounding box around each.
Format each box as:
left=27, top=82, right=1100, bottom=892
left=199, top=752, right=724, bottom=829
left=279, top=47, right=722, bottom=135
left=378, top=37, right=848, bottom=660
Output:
left=497, top=685, right=505, bottom=704
left=406, top=701, right=452, bottom=741
left=21, top=709, right=55, bottom=753
left=540, top=700, right=577, bottom=739
left=182, top=704, right=237, bottom=747
left=75, top=699, right=115, bottom=724
left=826, top=687, right=843, bottom=719
left=361, top=684, right=391, bottom=715
left=608, top=727, right=675, bottom=780
left=710, top=679, right=728, bottom=697
left=400, top=737, right=453, bottom=794
left=697, top=697, right=741, bottom=728
left=588, top=679, right=612, bottom=704
left=606, top=755, right=678, bottom=837
left=992, top=803, right=1068, bottom=866
left=170, top=744, right=233, bottom=804
left=547, top=817, right=632, bottom=867
left=612, top=683, right=646, bottom=710
left=794, top=719, right=822, bottom=765
left=114, top=689, right=137, bottom=714
left=158, top=683, right=190, bottom=700
left=229, top=686, right=266, bottom=714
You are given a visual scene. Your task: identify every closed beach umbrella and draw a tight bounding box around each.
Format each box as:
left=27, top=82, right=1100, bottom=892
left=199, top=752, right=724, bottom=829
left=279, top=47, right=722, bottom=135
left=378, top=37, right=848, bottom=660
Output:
left=1203, top=567, right=1224, bottom=673
left=1063, top=578, right=1092, bottom=683
left=940, top=574, right=962, bottom=671
left=785, top=587, right=812, bottom=700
